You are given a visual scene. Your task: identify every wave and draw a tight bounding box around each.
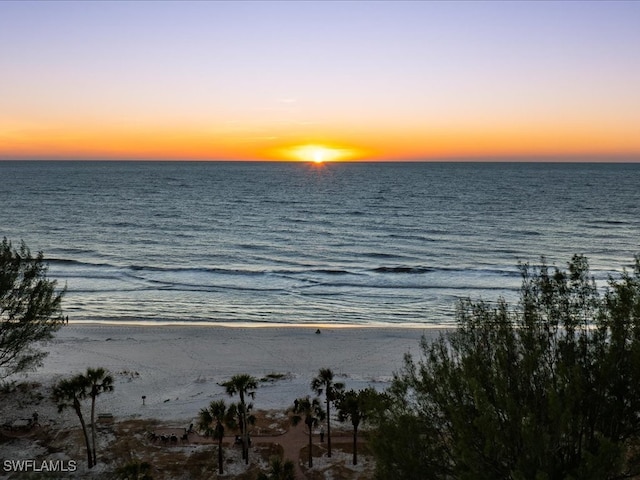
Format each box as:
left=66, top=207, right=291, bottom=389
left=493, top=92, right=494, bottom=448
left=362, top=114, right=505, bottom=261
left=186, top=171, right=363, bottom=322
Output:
left=585, top=219, right=632, bottom=229
left=387, top=233, right=435, bottom=242
left=372, top=266, right=434, bottom=274
left=591, top=219, right=629, bottom=225
left=307, top=268, right=353, bottom=275
left=54, top=259, right=518, bottom=280
left=299, top=282, right=515, bottom=291
left=129, top=265, right=268, bottom=276
left=49, top=258, right=113, bottom=267
left=360, top=252, right=407, bottom=259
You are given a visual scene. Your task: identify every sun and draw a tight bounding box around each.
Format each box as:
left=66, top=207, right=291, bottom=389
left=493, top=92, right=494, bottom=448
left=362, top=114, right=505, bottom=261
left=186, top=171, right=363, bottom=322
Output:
left=275, top=144, right=353, bottom=163
left=312, top=149, right=325, bottom=163
left=267, top=142, right=367, bottom=162
left=294, top=145, right=338, bottom=163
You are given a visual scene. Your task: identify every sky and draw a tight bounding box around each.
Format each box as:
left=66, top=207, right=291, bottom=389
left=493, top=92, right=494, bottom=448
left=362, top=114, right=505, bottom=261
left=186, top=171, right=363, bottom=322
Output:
left=1, top=0, right=639, bottom=162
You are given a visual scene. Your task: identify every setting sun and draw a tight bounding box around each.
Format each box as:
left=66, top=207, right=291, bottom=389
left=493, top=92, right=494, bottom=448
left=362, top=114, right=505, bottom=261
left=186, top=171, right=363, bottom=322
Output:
left=271, top=143, right=366, bottom=163
left=1, top=2, right=638, bottom=162
left=292, top=145, right=343, bottom=163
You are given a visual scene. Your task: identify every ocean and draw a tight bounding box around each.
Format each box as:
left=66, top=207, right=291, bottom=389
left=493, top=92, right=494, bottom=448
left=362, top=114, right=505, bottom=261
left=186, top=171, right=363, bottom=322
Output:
left=1, top=161, right=638, bottom=327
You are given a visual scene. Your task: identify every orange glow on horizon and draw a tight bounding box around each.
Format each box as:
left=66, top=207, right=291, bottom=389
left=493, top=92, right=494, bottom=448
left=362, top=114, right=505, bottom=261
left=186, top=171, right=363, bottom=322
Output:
left=2, top=1, right=639, bottom=164
left=270, top=143, right=367, bottom=163
left=1, top=120, right=638, bottom=162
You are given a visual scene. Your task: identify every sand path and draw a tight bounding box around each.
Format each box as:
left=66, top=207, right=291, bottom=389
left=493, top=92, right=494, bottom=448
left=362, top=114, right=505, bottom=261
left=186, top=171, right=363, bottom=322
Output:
left=157, top=423, right=316, bottom=479
left=255, top=421, right=308, bottom=479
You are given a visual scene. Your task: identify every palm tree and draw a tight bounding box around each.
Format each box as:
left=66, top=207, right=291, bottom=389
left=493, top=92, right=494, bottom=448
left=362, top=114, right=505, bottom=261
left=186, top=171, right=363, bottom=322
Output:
left=290, top=396, right=325, bottom=468
left=86, top=367, right=114, bottom=466
left=221, top=374, right=258, bottom=464
left=310, top=368, right=344, bottom=457
left=52, top=374, right=93, bottom=468
left=336, top=387, right=381, bottom=465
left=198, top=399, right=237, bottom=474
left=338, top=387, right=390, bottom=466
left=257, top=456, right=296, bottom=480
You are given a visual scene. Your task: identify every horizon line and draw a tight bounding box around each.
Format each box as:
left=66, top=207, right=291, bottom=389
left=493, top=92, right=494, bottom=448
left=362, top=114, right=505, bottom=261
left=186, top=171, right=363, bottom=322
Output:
left=1, top=155, right=639, bottom=164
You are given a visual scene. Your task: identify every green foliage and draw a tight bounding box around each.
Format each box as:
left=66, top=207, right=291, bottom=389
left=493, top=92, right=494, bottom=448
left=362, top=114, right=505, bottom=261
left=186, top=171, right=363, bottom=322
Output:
left=221, top=373, right=258, bottom=464
left=0, top=238, right=65, bottom=378
left=257, top=456, right=296, bottom=480
left=336, top=387, right=387, bottom=465
left=52, top=373, right=94, bottom=468
left=290, top=395, right=325, bottom=468
left=336, top=387, right=386, bottom=428
left=373, top=255, right=640, bottom=479
left=311, top=367, right=345, bottom=457
left=260, top=372, right=289, bottom=382
left=290, top=395, right=325, bottom=429
left=86, top=367, right=114, bottom=466
left=51, top=367, right=114, bottom=469
left=198, top=399, right=237, bottom=474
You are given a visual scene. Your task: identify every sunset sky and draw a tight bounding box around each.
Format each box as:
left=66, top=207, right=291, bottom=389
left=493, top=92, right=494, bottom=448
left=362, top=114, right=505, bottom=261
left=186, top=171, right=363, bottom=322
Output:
left=1, top=0, right=639, bottom=162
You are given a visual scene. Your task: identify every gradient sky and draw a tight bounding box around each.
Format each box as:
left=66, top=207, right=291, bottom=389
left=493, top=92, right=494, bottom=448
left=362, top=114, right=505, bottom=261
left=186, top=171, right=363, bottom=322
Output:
left=1, top=0, right=639, bottom=161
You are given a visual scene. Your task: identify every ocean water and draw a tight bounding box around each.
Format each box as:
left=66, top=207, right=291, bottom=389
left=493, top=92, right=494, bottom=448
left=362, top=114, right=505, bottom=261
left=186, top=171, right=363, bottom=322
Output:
left=1, top=161, right=638, bottom=326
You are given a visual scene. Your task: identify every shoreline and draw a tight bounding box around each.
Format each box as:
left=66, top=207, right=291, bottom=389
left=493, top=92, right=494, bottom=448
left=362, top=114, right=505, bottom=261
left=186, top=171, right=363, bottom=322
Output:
left=65, top=320, right=452, bottom=329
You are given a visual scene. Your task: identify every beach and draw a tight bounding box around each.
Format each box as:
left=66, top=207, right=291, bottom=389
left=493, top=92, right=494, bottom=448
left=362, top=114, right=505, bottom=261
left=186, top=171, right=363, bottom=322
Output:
left=0, top=324, right=442, bottom=478
left=18, top=324, right=440, bottom=426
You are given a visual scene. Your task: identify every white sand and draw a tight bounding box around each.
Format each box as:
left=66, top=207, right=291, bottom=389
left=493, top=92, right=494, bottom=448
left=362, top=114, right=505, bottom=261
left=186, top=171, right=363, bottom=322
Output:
left=19, top=324, right=443, bottom=427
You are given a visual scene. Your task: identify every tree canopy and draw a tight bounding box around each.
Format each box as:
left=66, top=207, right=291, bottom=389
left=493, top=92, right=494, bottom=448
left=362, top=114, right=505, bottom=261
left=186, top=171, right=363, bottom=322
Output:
left=336, top=387, right=386, bottom=466
left=198, top=399, right=237, bottom=475
left=52, top=368, right=114, bottom=469
left=373, top=255, right=640, bottom=480
left=0, top=238, right=65, bottom=379
left=290, top=395, right=325, bottom=468
left=311, top=367, right=344, bottom=458
left=221, top=374, right=258, bottom=464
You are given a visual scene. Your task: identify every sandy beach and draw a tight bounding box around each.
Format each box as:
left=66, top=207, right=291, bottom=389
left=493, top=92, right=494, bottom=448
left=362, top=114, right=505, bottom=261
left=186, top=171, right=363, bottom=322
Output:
left=0, top=324, right=444, bottom=479
left=23, top=324, right=440, bottom=424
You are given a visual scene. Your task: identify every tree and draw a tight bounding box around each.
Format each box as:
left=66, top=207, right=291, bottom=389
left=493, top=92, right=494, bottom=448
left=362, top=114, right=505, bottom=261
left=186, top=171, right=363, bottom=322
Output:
left=198, top=399, right=236, bottom=475
left=52, top=368, right=114, bottom=469
left=52, top=374, right=94, bottom=468
left=0, top=238, right=65, bottom=379
left=86, top=367, right=114, bottom=466
left=373, top=255, right=640, bottom=479
left=336, top=387, right=384, bottom=465
left=221, top=374, right=258, bottom=464
left=310, top=367, right=344, bottom=457
left=257, top=456, right=296, bottom=480
left=290, top=395, right=325, bottom=468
